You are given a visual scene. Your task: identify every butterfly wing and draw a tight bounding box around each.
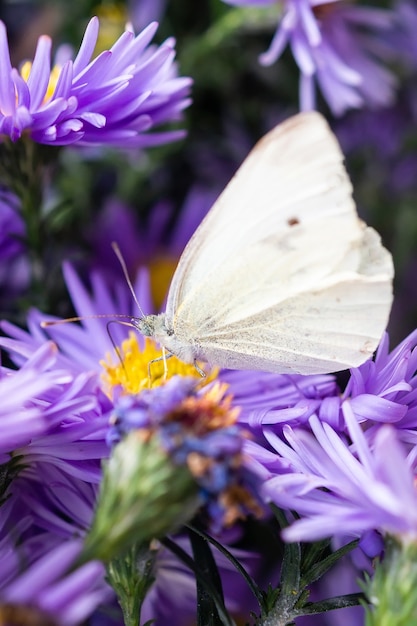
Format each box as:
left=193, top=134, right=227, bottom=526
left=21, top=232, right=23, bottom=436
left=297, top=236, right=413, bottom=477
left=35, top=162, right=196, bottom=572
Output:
left=165, top=112, right=393, bottom=374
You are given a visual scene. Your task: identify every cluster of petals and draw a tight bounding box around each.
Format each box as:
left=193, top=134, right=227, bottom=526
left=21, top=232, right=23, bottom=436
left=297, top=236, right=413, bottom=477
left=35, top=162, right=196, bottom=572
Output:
left=0, top=332, right=110, bottom=478
left=0, top=16, right=191, bottom=146
left=245, top=331, right=417, bottom=544
left=0, top=338, right=111, bottom=622
left=0, top=538, right=109, bottom=626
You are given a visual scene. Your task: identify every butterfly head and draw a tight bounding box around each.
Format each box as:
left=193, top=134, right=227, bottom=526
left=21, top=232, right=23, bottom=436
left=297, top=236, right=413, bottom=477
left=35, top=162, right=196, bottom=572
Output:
left=133, top=313, right=198, bottom=365
left=133, top=314, right=159, bottom=337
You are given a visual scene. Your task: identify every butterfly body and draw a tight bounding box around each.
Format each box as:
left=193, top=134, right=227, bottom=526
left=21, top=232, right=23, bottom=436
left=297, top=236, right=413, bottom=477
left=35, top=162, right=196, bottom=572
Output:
left=136, top=313, right=203, bottom=364
left=137, top=112, right=393, bottom=375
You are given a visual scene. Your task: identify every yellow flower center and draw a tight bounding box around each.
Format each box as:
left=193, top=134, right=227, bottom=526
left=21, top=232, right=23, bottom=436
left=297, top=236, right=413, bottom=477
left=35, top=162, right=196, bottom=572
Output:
left=94, top=3, right=128, bottom=55
left=101, top=332, right=218, bottom=397
left=149, top=255, right=178, bottom=311
left=20, top=62, right=62, bottom=104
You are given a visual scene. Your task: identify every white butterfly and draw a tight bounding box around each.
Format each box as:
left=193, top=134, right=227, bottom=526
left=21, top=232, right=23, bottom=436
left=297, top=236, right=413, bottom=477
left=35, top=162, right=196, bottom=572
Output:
left=135, top=112, right=394, bottom=375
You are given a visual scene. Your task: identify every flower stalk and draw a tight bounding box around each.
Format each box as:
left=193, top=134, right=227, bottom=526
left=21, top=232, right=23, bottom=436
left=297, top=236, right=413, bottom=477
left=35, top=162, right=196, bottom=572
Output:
left=106, top=543, right=157, bottom=626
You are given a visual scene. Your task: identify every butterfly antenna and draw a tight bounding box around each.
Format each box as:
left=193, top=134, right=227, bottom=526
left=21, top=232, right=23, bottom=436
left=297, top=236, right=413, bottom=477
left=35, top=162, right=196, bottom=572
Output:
left=106, top=320, right=130, bottom=378
left=112, top=241, right=146, bottom=318
left=40, top=314, right=132, bottom=328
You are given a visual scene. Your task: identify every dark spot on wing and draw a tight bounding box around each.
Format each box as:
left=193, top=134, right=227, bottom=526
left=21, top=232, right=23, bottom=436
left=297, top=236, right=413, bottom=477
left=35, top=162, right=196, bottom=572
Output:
left=287, top=217, right=300, bottom=226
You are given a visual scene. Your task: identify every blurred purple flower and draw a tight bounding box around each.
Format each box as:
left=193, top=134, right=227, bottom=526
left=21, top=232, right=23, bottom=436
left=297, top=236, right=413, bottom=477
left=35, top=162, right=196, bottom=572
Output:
left=0, top=189, right=29, bottom=294
left=389, top=0, right=417, bottom=73
left=129, top=0, right=167, bottom=32
left=0, top=538, right=110, bottom=626
left=0, top=189, right=24, bottom=259
left=88, top=185, right=218, bottom=285
left=222, top=0, right=397, bottom=115
left=109, top=375, right=261, bottom=530
left=0, top=459, right=122, bottom=623
left=0, top=328, right=112, bottom=626
left=336, top=86, right=417, bottom=191
left=0, top=16, right=191, bottom=146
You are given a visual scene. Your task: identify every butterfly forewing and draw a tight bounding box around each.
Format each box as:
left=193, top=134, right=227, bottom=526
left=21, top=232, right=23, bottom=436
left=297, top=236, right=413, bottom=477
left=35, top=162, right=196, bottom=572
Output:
left=164, top=112, right=393, bottom=374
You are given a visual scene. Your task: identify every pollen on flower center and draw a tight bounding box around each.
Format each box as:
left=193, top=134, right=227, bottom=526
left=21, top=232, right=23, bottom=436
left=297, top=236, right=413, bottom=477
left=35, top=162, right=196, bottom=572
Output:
left=100, top=332, right=217, bottom=397
left=20, top=61, right=62, bottom=104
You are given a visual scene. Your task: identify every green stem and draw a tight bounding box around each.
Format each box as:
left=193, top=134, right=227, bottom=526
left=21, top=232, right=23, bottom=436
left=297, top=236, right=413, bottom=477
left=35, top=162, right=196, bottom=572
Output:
left=0, top=138, right=59, bottom=310
left=106, top=543, right=156, bottom=626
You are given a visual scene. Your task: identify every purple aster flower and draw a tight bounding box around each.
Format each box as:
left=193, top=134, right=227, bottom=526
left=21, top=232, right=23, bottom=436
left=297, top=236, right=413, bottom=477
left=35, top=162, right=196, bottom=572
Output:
left=0, top=16, right=191, bottom=146
left=222, top=0, right=397, bottom=115
left=228, top=325, right=417, bottom=548
left=0, top=264, right=270, bottom=616
left=342, top=331, right=417, bottom=435
left=0, top=340, right=81, bottom=459
left=5, top=432, right=263, bottom=626
left=0, top=277, right=112, bottom=626
left=0, top=332, right=110, bottom=482
left=255, top=413, right=417, bottom=544
left=0, top=459, right=122, bottom=623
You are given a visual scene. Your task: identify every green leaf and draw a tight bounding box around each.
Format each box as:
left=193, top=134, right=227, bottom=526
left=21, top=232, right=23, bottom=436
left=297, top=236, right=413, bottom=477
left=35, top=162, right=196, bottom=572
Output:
left=301, top=540, right=359, bottom=587
left=300, top=593, right=365, bottom=615
left=162, top=536, right=235, bottom=626
left=187, top=524, right=265, bottom=610
left=189, top=527, right=227, bottom=626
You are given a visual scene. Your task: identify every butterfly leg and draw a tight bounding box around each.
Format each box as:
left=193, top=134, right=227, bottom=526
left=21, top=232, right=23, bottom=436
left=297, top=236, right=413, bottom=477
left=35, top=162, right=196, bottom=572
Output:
left=193, top=360, right=206, bottom=378
left=162, top=347, right=169, bottom=379
left=147, top=349, right=173, bottom=382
